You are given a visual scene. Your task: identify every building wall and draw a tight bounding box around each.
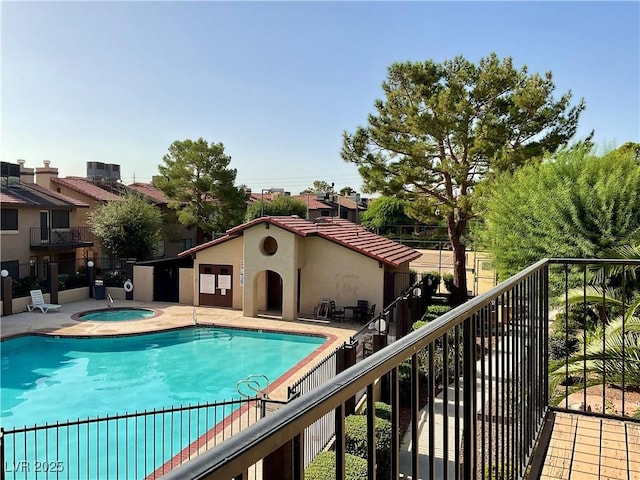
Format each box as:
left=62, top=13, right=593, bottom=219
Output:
left=298, top=236, right=383, bottom=316
left=243, top=224, right=298, bottom=320
left=0, top=206, right=86, bottom=270
left=179, top=268, right=194, bottom=304
left=192, top=237, right=243, bottom=308
left=132, top=265, right=154, bottom=302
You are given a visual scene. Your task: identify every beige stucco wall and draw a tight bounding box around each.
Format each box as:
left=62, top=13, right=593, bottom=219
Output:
left=132, top=265, right=154, bottom=302
left=59, top=287, right=90, bottom=304
left=179, top=268, right=194, bottom=304
left=298, top=236, right=383, bottom=317
left=192, top=237, right=243, bottom=308
left=0, top=207, right=86, bottom=266
left=243, top=225, right=298, bottom=320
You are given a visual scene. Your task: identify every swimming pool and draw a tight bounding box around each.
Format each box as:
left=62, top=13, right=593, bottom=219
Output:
left=1, top=327, right=326, bottom=478
left=74, top=307, right=157, bottom=321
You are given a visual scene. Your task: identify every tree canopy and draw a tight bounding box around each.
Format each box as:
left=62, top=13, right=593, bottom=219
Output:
left=342, top=53, right=584, bottom=304
left=245, top=195, right=307, bottom=222
left=155, top=138, right=247, bottom=242
left=360, top=196, right=413, bottom=233
left=88, top=194, right=163, bottom=260
left=474, top=145, right=640, bottom=279
left=300, top=180, right=334, bottom=195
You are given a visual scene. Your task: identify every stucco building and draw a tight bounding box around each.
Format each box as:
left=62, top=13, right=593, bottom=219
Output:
left=178, top=216, right=421, bottom=321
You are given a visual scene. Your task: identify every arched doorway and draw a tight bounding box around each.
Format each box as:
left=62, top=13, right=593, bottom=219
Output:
left=265, top=270, right=283, bottom=314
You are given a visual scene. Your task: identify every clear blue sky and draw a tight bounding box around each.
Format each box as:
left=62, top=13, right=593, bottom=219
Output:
left=2, top=1, right=639, bottom=195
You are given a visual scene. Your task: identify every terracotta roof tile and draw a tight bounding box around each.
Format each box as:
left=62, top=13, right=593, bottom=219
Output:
left=180, top=216, right=421, bottom=267
left=127, top=183, right=169, bottom=204
left=51, top=177, right=122, bottom=202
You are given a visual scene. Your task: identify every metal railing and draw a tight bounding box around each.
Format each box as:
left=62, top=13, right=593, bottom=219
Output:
left=1, top=397, right=264, bottom=480
left=162, top=258, right=639, bottom=480
left=29, top=227, right=94, bottom=249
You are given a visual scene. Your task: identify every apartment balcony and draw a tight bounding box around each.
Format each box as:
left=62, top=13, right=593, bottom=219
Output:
left=162, top=259, right=640, bottom=480
left=29, top=226, right=94, bottom=250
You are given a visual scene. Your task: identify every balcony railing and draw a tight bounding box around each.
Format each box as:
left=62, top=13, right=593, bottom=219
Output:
left=30, top=226, right=94, bottom=249
left=162, top=258, right=640, bottom=480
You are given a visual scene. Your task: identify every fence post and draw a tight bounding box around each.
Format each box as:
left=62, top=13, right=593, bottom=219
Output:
left=125, top=260, right=135, bottom=301
left=462, top=315, right=477, bottom=479
left=87, top=260, right=96, bottom=298
left=336, top=343, right=357, bottom=415
left=47, top=262, right=58, bottom=304
left=1, top=273, right=12, bottom=316
left=263, top=435, right=301, bottom=480
left=397, top=297, right=411, bottom=339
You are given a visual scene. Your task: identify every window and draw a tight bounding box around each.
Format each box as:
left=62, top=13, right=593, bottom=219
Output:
left=51, top=210, right=70, bottom=229
left=320, top=210, right=330, bottom=217
left=0, top=209, right=18, bottom=230
left=182, top=238, right=193, bottom=251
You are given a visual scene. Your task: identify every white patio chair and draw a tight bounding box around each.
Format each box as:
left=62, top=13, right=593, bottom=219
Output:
left=27, top=290, right=62, bottom=313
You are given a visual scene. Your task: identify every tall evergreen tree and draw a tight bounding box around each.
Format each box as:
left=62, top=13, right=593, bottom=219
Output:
left=342, top=53, right=584, bottom=304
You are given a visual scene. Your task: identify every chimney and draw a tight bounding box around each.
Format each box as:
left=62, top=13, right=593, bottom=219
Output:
left=35, top=159, right=59, bottom=190
left=17, top=159, right=34, bottom=183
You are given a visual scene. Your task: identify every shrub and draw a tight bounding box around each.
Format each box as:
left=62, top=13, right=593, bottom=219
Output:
left=548, top=333, right=580, bottom=360
left=102, top=272, right=126, bottom=287
left=13, top=276, right=46, bottom=298
left=58, top=271, right=87, bottom=291
left=425, top=271, right=441, bottom=295
left=361, top=401, right=392, bottom=422
left=442, top=273, right=455, bottom=293
left=345, top=415, right=392, bottom=480
left=304, top=451, right=367, bottom=480
left=421, top=305, right=452, bottom=322
left=412, top=320, right=427, bottom=330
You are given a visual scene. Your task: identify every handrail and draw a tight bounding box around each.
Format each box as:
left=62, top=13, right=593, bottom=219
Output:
left=164, top=259, right=551, bottom=479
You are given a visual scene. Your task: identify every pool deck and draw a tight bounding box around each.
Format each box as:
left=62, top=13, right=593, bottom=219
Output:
left=0, top=299, right=360, bottom=401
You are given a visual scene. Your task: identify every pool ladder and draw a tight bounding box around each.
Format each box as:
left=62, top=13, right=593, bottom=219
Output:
left=236, top=374, right=270, bottom=399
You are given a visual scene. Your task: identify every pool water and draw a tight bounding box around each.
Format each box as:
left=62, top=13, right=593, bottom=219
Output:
left=78, top=308, right=156, bottom=321
left=1, top=327, right=325, bottom=478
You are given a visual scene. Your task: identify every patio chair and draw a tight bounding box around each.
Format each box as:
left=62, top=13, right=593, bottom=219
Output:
left=355, top=300, right=368, bottom=324
left=329, top=301, right=345, bottom=323
left=366, top=304, right=376, bottom=322
left=27, top=290, right=62, bottom=313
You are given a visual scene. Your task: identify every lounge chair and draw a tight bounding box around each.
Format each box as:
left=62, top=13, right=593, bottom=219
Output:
left=27, top=290, right=62, bottom=313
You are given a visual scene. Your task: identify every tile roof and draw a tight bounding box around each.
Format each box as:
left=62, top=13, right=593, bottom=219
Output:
left=180, top=216, right=421, bottom=267
left=51, top=177, right=122, bottom=202
left=127, top=183, right=169, bottom=204
left=0, top=182, right=90, bottom=208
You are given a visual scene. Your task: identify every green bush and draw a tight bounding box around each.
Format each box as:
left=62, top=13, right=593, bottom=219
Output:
left=345, top=415, right=392, bottom=480
left=421, top=305, right=452, bottom=322
left=425, top=271, right=441, bottom=295
left=103, top=272, right=126, bottom=287
left=13, top=276, right=46, bottom=298
left=442, top=273, right=455, bottom=293
left=360, top=401, right=392, bottom=422
left=304, top=451, right=368, bottom=480
left=548, top=333, right=580, bottom=361
left=58, top=271, right=87, bottom=291
left=412, top=320, right=427, bottom=330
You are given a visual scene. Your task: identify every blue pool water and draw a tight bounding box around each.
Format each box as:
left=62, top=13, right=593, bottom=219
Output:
left=78, top=308, right=156, bottom=321
left=1, top=327, right=325, bottom=478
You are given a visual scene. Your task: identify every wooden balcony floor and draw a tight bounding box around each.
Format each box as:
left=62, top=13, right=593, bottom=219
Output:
left=540, top=412, right=640, bottom=480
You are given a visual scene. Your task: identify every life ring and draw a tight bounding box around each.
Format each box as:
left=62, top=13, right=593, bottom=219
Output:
left=123, top=280, right=134, bottom=292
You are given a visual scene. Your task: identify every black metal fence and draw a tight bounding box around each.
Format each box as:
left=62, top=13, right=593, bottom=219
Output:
left=1, top=397, right=264, bottom=480
left=159, top=258, right=590, bottom=480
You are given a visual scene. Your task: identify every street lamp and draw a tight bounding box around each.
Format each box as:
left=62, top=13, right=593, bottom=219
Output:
left=87, top=261, right=94, bottom=268
left=1, top=270, right=8, bottom=278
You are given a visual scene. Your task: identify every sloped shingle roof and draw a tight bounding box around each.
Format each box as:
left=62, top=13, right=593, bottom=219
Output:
left=0, top=182, right=89, bottom=208
left=180, top=216, right=421, bottom=268
left=127, top=183, right=169, bottom=205
left=51, top=177, right=121, bottom=202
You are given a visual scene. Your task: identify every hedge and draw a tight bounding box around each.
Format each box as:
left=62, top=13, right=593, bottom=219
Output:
left=345, top=414, right=392, bottom=479
left=360, top=401, right=392, bottom=422
left=304, top=451, right=368, bottom=480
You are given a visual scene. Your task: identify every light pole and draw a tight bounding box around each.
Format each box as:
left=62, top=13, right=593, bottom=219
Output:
left=260, top=189, right=270, bottom=218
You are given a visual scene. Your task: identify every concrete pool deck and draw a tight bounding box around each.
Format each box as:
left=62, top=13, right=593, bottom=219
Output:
left=0, top=299, right=360, bottom=401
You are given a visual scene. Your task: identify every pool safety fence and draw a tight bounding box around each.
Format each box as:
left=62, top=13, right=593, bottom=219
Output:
left=159, top=258, right=640, bottom=480
left=0, top=396, right=264, bottom=480
left=285, top=274, right=431, bottom=468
